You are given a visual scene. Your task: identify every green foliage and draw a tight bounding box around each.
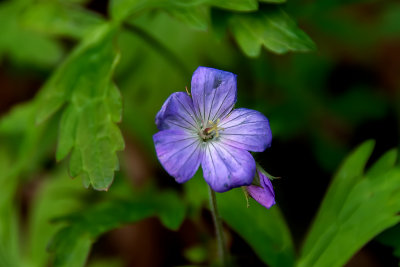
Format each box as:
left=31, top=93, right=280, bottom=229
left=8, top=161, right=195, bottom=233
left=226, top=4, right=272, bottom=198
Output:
left=0, top=101, right=58, bottom=180
left=48, top=187, right=185, bottom=267
left=109, top=0, right=207, bottom=22
left=259, top=0, right=286, bottom=3
left=36, top=24, right=124, bottom=190
left=109, top=0, right=314, bottom=56
left=109, top=0, right=265, bottom=23
left=0, top=0, right=63, bottom=67
left=26, top=171, right=84, bottom=267
left=20, top=1, right=105, bottom=39
left=212, top=0, right=258, bottom=11
left=0, top=101, right=59, bottom=267
left=0, top=149, right=20, bottom=267
left=298, top=141, right=400, bottom=267
left=166, top=5, right=210, bottom=31
left=218, top=189, right=295, bottom=267
left=227, top=6, right=316, bottom=56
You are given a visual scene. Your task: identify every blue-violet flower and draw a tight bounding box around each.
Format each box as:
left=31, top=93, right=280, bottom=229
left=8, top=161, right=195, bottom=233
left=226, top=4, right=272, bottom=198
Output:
left=153, top=67, right=273, bottom=193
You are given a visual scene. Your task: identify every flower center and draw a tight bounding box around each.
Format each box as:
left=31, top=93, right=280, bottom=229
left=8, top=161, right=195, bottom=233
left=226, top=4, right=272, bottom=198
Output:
left=199, top=119, right=224, bottom=141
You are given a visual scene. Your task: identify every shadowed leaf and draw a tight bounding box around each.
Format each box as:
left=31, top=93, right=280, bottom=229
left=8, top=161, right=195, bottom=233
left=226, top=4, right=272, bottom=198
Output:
left=36, top=24, right=124, bottom=190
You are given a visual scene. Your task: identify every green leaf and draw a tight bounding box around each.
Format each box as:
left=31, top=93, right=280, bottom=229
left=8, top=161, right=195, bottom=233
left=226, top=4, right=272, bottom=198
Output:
left=50, top=229, right=92, bottom=267
left=298, top=141, right=400, bottom=267
left=0, top=101, right=60, bottom=266
left=0, top=0, right=63, bottom=67
left=109, top=0, right=208, bottom=22
left=0, top=101, right=59, bottom=179
left=36, top=24, right=124, bottom=190
left=366, top=149, right=398, bottom=179
left=167, top=5, right=210, bottom=31
left=109, top=0, right=257, bottom=24
left=36, top=24, right=119, bottom=123
left=212, top=0, right=258, bottom=11
left=259, top=0, right=286, bottom=3
left=218, top=189, right=295, bottom=267
left=56, top=106, right=78, bottom=161
left=67, top=90, right=125, bottom=190
left=156, top=191, right=187, bottom=230
left=26, top=170, right=84, bottom=267
left=48, top=188, right=185, bottom=267
left=301, top=140, right=375, bottom=256
left=0, top=149, right=20, bottom=267
left=229, top=6, right=316, bottom=57
left=20, top=2, right=105, bottom=39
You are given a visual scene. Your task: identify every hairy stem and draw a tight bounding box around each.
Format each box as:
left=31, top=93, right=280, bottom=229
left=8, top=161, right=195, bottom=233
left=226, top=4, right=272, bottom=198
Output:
left=208, top=186, right=228, bottom=266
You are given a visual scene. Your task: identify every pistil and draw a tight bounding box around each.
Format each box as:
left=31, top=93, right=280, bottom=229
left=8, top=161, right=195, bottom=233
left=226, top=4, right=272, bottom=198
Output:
left=199, top=119, right=224, bottom=141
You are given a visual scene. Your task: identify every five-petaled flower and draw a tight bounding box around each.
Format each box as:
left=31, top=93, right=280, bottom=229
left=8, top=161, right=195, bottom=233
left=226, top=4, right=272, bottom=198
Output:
left=153, top=67, right=273, bottom=194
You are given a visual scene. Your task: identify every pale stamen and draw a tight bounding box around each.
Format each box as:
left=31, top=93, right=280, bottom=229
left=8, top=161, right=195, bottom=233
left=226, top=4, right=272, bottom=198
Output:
left=199, top=119, right=224, bottom=141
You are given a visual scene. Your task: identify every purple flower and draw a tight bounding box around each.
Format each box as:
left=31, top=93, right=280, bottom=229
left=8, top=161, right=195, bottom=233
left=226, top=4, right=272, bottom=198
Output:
left=153, top=67, right=272, bottom=193
left=246, top=169, right=276, bottom=209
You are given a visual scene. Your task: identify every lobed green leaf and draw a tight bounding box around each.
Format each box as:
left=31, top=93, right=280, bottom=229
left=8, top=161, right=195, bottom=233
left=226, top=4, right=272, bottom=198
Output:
left=229, top=6, right=316, bottom=56
left=36, top=24, right=124, bottom=190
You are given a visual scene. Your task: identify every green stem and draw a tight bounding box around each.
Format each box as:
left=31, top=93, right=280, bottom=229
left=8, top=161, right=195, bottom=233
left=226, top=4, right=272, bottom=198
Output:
left=122, top=22, right=190, bottom=77
left=208, top=186, right=228, bottom=266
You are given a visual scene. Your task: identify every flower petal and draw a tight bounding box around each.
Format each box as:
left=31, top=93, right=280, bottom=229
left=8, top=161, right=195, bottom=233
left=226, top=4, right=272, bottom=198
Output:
left=219, top=108, right=272, bottom=152
left=155, top=92, right=199, bottom=132
left=153, top=129, right=202, bottom=183
left=191, top=67, right=237, bottom=124
left=247, top=171, right=275, bottom=209
left=202, top=142, right=255, bottom=192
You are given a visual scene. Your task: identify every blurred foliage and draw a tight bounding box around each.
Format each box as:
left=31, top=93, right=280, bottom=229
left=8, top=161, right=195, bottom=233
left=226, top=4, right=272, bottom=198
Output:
left=218, top=189, right=295, bottom=267
left=20, top=1, right=105, bottom=39
left=0, top=0, right=64, bottom=68
left=48, top=184, right=185, bottom=267
left=0, top=0, right=399, bottom=266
